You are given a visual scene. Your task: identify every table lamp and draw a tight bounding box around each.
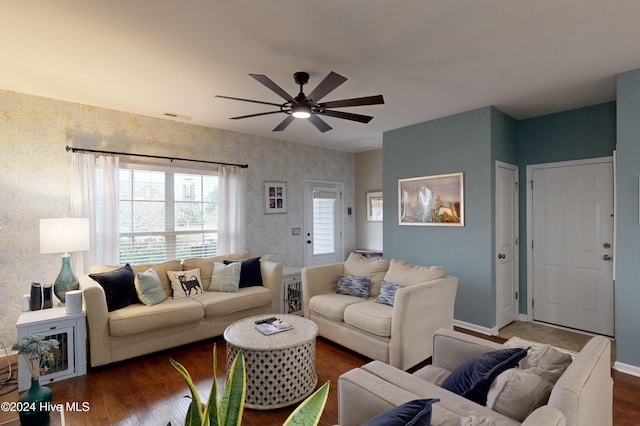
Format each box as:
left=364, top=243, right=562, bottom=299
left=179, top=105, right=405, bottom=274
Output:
left=40, top=218, right=90, bottom=303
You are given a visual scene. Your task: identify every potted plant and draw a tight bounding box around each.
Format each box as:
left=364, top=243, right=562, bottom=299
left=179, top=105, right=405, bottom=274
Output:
left=12, top=334, right=59, bottom=425
left=169, top=344, right=329, bottom=426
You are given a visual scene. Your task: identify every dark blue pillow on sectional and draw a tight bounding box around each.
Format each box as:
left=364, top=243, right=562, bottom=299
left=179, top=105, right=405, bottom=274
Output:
left=224, top=257, right=263, bottom=288
left=440, top=347, right=528, bottom=405
left=362, top=398, right=439, bottom=426
left=89, top=263, right=138, bottom=312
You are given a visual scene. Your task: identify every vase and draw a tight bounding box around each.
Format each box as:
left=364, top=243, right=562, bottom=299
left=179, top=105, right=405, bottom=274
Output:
left=18, top=377, right=52, bottom=425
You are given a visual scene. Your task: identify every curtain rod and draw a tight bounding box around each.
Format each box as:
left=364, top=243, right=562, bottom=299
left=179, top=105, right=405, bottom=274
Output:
left=65, top=146, right=249, bottom=169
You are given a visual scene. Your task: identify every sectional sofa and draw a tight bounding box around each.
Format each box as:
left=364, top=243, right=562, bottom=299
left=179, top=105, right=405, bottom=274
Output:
left=79, top=251, right=282, bottom=367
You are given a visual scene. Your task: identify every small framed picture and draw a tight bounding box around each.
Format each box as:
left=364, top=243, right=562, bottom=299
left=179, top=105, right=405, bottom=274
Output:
left=265, top=181, right=287, bottom=214
left=366, top=191, right=383, bottom=221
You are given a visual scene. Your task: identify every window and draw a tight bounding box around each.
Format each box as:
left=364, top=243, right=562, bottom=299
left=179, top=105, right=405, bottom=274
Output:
left=118, top=164, right=219, bottom=264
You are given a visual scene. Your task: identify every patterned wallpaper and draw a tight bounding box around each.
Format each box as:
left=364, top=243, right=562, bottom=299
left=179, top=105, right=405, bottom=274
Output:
left=0, top=89, right=355, bottom=348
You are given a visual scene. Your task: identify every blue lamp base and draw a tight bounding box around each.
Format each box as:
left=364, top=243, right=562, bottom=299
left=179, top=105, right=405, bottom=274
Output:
left=53, top=255, right=79, bottom=304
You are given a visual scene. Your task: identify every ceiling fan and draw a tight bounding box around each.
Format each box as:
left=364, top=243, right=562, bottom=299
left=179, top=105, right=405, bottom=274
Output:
left=216, top=71, right=384, bottom=133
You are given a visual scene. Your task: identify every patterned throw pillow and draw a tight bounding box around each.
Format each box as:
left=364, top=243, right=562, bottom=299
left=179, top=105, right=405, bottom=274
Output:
left=167, top=268, right=204, bottom=299
left=374, top=280, right=405, bottom=306
left=210, top=262, right=241, bottom=293
left=336, top=274, right=371, bottom=299
left=135, top=268, right=167, bottom=306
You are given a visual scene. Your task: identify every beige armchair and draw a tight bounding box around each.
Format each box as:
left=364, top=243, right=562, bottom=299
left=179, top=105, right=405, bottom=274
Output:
left=302, top=253, right=458, bottom=370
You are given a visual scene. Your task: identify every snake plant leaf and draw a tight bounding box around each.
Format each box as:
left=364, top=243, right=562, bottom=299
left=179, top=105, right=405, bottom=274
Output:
left=170, top=357, right=205, bottom=425
left=283, top=381, right=330, bottom=426
left=219, top=351, right=246, bottom=426
left=205, top=345, right=220, bottom=426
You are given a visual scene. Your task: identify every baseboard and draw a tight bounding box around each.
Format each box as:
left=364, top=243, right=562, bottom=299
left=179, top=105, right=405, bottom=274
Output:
left=614, top=361, right=640, bottom=377
left=453, top=319, right=499, bottom=336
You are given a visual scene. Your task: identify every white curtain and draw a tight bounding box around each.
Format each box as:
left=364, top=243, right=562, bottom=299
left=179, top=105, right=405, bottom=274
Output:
left=70, top=153, right=119, bottom=270
left=218, top=165, right=246, bottom=255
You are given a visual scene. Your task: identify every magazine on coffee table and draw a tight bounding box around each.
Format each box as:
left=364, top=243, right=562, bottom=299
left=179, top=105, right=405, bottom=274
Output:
left=255, top=318, right=294, bottom=335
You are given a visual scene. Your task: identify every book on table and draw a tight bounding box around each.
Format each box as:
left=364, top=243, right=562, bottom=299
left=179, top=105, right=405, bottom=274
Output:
left=255, top=318, right=294, bottom=335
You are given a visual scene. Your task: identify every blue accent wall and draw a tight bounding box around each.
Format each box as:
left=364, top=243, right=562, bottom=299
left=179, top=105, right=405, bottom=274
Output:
left=615, top=69, right=640, bottom=368
left=516, top=102, right=617, bottom=312
left=383, top=107, right=516, bottom=328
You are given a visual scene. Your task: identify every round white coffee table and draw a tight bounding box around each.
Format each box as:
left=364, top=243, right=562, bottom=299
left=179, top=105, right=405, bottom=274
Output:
left=223, top=314, right=318, bottom=410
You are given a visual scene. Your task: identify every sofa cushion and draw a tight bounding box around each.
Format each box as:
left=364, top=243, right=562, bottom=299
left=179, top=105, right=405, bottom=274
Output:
left=225, top=257, right=263, bottom=288
left=168, top=268, right=204, bottom=298
left=183, top=251, right=251, bottom=290
left=134, top=268, right=167, bottom=306
left=375, top=280, right=405, bottom=306
left=413, top=365, right=452, bottom=386
left=336, top=274, right=371, bottom=299
left=309, top=293, right=366, bottom=321
left=440, top=347, right=528, bottom=405
left=108, top=297, right=204, bottom=336
left=519, top=344, right=572, bottom=383
left=344, top=252, right=390, bottom=297
left=197, top=286, right=272, bottom=316
left=89, top=264, right=138, bottom=312
left=210, top=262, right=241, bottom=292
left=344, top=300, right=393, bottom=337
left=362, top=398, right=439, bottom=426
left=384, top=260, right=445, bottom=286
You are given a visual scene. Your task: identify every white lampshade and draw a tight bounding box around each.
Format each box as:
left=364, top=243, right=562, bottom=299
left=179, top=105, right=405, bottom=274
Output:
left=40, top=218, right=90, bottom=254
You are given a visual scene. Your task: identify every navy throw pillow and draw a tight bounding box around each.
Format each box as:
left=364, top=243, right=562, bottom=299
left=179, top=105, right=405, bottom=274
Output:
left=224, top=257, right=263, bottom=288
left=362, top=398, right=439, bottom=426
left=440, top=347, right=528, bottom=405
left=89, top=263, right=138, bottom=312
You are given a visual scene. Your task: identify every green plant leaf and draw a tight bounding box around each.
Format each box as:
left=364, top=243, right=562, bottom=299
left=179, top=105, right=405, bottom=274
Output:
left=283, top=381, right=330, bottom=426
left=204, top=345, right=220, bottom=426
left=170, top=357, right=205, bottom=425
left=219, top=351, right=246, bottom=426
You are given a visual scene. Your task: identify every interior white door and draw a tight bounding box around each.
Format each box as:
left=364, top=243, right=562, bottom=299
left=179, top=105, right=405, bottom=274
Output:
left=496, top=163, right=519, bottom=329
left=531, top=160, right=614, bottom=336
left=304, top=181, right=343, bottom=267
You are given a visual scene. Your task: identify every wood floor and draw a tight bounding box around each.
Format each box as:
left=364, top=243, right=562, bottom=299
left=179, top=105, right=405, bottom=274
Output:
left=1, top=331, right=639, bottom=425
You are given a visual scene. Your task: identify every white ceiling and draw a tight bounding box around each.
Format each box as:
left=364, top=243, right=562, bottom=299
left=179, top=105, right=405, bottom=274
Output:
left=2, top=1, right=640, bottom=153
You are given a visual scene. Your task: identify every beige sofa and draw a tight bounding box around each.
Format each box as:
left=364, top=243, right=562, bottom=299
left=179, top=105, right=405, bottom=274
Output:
left=338, top=328, right=612, bottom=426
left=79, top=251, right=282, bottom=367
left=302, top=253, right=458, bottom=370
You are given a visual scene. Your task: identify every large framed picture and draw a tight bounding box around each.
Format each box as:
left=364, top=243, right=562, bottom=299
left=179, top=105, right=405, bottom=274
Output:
left=264, top=181, right=287, bottom=214
left=366, top=191, right=383, bottom=221
left=398, top=172, right=464, bottom=226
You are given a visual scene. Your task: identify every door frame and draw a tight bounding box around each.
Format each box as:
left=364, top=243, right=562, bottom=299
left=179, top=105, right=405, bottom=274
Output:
left=303, top=179, right=344, bottom=267
left=525, top=156, right=615, bottom=322
left=495, top=161, right=519, bottom=329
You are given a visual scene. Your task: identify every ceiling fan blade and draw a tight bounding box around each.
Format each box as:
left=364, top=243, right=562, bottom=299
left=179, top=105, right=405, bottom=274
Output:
left=317, top=109, right=374, bottom=124
left=306, top=71, right=348, bottom=103
left=321, top=95, right=385, bottom=109
left=250, top=74, right=295, bottom=103
left=216, top=95, right=283, bottom=107
left=273, top=115, right=295, bottom=132
left=308, top=115, right=333, bottom=133
left=230, top=110, right=282, bottom=120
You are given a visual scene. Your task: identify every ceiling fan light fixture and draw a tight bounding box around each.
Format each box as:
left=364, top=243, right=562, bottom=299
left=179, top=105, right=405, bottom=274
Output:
left=291, top=105, right=311, bottom=119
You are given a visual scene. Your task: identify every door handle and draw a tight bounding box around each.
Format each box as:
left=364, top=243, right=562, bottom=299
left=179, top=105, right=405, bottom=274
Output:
left=306, top=240, right=312, bottom=244
left=602, top=254, right=612, bottom=261
left=498, top=253, right=506, bottom=259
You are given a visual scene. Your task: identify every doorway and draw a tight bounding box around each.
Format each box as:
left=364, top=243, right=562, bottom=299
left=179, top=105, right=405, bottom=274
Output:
left=304, top=180, right=343, bottom=267
left=527, top=157, right=614, bottom=336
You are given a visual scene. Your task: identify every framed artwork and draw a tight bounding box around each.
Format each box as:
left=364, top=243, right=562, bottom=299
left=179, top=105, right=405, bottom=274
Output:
left=264, top=181, right=287, bottom=214
left=398, top=172, right=464, bottom=226
left=366, top=191, right=383, bottom=221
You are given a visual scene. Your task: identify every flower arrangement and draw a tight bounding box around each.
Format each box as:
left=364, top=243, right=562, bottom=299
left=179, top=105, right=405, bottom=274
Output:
left=12, top=335, right=59, bottom=379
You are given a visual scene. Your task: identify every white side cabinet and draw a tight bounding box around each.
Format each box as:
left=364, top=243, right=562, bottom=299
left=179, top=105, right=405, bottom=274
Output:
left=281, top=266, right=302, bottom=315
left=16, top=307, right=87, bottom=391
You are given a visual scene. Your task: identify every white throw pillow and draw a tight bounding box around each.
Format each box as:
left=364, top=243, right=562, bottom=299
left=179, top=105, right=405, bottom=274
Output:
left=210, top=262, right=241, bottom=293
left=135, top=268, right=167, bottom=306
left=167, top=268, right=204, bottom=298
left=486, top=368, right=554, bottom=421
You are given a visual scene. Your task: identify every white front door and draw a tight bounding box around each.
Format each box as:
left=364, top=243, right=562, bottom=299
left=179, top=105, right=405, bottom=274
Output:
left=530, top=158, right=614, bottom=336
left=304, top=181, right=343, bottom=266
left=496, top=162, right=519, bottom=329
